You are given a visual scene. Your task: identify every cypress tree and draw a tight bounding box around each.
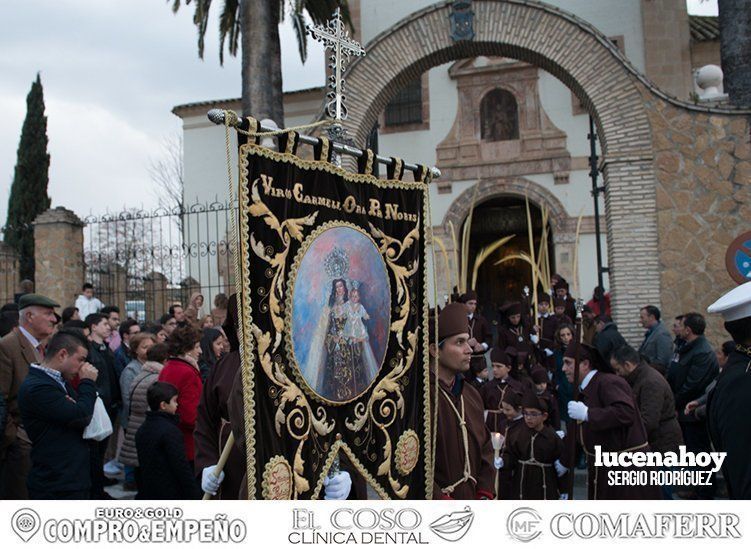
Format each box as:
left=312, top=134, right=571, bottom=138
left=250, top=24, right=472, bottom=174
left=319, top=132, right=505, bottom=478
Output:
left=5, top=73, right=51, bottom=281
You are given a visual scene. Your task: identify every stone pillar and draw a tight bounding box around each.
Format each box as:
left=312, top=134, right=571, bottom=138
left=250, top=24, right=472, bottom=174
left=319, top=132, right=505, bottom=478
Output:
left=180, top=276, right=200, bottom=302
left=107, top=263, right=128, bottom=314
left=0, top=242, right=20, bottom=305
left=33, top=207, right=85, bottom=309
left=144, top=271, right=168, bottom=322
left=603, top=160, right=662, bottom=345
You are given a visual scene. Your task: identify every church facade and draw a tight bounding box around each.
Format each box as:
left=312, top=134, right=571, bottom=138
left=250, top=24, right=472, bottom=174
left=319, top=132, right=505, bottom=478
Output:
left=173, top=0, right=748, bottom=342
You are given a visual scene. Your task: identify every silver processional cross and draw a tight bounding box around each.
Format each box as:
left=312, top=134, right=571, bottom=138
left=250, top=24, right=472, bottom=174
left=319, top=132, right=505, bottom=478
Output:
left=307, top=8, right=365, bottom=126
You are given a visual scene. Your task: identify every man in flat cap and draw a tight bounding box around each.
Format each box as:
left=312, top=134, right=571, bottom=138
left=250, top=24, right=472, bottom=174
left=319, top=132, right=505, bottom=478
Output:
left=430, top=303, right=495, bottom=500
left=562, top=343, right=660, bottom=499
left=707, top=281, right=751, bottom=499
left=0, top=293, right=60, bottom=498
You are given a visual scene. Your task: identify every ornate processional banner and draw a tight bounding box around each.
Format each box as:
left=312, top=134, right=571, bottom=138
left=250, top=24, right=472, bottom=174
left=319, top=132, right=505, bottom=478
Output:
left=236, top=125, right=432, bottom=500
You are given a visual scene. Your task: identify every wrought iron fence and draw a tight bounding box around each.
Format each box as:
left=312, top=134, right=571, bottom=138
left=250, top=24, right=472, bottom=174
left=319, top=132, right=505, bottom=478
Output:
left=83, top=199, right=237, bottom=323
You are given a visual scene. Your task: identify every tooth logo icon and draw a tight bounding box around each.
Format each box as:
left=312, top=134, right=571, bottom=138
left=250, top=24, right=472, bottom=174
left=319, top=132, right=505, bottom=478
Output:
left=12, top=509, right=41, bottom=542
left=430, top=506, right=475, bottom=542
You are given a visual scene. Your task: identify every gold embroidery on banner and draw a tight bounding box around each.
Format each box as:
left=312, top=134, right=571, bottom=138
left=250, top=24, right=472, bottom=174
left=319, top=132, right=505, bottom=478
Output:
left=364, top=149, right=374, bottom=175
left=369, top=221, right=421, bottom=348
left=262, top=456, right=294, bottom=500
left=239, top=142, right=428, bottom=190
left=247, top=176, right=318, bottom=347
left=344, top=330, right=419, bottom=499
left=395, top=430, right=420, bottom=476
left=252, top=323, right=335, bottom=496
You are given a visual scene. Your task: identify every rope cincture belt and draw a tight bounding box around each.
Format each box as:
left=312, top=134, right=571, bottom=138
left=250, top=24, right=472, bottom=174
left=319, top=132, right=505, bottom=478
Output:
left=439, top=390, right=477, bottom=496
left=517, top=432, right=553, bottom=499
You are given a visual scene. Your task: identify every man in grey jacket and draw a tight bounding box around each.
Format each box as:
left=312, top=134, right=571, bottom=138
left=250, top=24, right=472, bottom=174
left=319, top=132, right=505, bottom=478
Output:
left=638, top=305, right=674, bottom=374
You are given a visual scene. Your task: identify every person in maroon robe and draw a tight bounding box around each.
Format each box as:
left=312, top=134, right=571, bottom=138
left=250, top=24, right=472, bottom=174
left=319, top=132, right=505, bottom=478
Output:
left=194, top=294, right=246, bottom=499
left=431, top=303, right=495, bottom=500
left=497, top=302, right=534, bottom=356
left=501, top=392, right=566, bottom=500
left=554, top=280, right=577, bottom=323
left=534, top=295, right=558, bottom=373
left=496, top=388, right=525, bottom=500
left=562, top=344, right=661, bottom=500
left=460, top=291, right=492, bottom=390
left=481, top=347, right=523, bottom=434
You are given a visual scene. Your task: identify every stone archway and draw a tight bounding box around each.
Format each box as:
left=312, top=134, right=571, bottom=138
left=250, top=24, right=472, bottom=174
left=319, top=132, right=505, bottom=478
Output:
left=340, top=0, right=660, bottom=334
left=343, top=0, right=661, bottom=335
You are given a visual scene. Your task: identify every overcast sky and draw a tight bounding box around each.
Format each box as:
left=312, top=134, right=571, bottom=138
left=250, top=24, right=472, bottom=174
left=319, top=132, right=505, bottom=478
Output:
left=0, top=0, right=718, bottom=227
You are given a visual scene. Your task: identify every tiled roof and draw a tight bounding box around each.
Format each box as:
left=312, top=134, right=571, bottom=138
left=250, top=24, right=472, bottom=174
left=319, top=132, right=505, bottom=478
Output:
left=689, top=15, right=719, bottom=42
left=172, top=85, right=324, bottom=116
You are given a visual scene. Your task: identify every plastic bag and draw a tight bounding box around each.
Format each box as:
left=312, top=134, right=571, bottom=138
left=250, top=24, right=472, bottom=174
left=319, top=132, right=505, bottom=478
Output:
left=83, top=396, right=113, bottom=441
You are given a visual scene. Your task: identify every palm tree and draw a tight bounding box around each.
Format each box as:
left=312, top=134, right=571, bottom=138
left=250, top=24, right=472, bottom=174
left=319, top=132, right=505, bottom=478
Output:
left=170, top=0, right=352, bottom=123
left=718, top=0, right=751, bottom=106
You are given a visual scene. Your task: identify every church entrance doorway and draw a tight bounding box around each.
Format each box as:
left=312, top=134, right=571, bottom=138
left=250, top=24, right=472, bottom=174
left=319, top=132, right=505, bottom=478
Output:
left=464, top=195, right=554, bottom=324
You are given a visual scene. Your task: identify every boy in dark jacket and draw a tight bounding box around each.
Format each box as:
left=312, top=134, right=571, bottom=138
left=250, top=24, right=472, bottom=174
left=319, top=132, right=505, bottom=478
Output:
left=136, top=382, right=201, bottom=499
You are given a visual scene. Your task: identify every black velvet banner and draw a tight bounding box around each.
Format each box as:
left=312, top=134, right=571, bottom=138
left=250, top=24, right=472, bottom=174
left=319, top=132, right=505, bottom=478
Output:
left=236, top=128, right=431, bottom=500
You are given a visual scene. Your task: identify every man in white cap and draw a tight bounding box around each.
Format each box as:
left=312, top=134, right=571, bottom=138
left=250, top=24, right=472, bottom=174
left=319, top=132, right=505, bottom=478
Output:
left=706, top=281, right=751, bottom=499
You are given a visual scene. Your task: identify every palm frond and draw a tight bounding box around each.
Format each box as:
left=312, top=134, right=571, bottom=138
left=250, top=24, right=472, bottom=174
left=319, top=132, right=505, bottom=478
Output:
left=290, top=10, right=308, bottom=62
left=218, top=0, right=240, bottom=64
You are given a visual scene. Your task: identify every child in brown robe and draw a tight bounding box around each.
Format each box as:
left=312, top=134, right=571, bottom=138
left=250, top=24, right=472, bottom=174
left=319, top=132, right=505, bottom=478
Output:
left=495, top=388, right=525, bottom=500
left=530, top=366, right=561, bottom=430
left=503, top=392, right=567, bottom=500
left=481, top=348, right=523, bottom=434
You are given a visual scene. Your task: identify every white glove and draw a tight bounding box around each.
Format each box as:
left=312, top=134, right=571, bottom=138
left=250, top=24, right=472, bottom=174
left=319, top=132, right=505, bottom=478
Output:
left=201, top=465, right=225, bottom=495
left=554, top=459, right=568, bottom=477
left=323, top=471, right=352, bottom=500
left=494, top=456, right=504, bottom=470
left=530, top=334, right=539, bottom=345
left=568, top=401, right=588, bottom=421
left=544, top=348, right=554, bottom=357
left=559, top=493, right=569, bottom=500
left=555, top=430, right=565, bottom=439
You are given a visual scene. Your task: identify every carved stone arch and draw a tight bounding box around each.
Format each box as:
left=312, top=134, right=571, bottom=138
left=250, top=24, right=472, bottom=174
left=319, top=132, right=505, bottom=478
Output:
left=442, top=177, right=569, bottom=239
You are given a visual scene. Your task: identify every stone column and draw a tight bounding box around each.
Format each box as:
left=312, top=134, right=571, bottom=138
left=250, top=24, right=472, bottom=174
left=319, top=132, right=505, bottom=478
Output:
left=144, top=271, right=168, bottom=322
left=0, top=242, right=20, bottom=305
left=33, top=207, right=85, bottom=309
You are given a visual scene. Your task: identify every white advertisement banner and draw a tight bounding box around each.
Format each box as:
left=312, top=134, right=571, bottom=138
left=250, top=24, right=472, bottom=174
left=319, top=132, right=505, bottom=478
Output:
left=2, top=500, right=749, bottom=548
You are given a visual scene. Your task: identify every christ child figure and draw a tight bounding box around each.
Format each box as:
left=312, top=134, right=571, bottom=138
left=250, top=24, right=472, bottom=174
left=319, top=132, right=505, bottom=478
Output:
left=343, top=286, right=370, bottom=343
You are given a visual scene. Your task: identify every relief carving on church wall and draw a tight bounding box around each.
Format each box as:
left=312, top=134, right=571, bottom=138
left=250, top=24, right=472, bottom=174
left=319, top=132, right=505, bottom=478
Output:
left=435, top=57, right=571, bottom=193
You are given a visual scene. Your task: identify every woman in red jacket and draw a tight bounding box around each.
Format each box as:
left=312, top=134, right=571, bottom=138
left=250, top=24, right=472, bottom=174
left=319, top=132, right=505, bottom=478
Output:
left=158, top=325, right=203, bottom=463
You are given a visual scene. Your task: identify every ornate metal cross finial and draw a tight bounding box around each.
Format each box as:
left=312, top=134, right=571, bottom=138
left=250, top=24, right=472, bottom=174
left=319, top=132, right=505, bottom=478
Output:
left=307, top=8, right=365, bottom=123
left=575, top=298, right=585, bottom=319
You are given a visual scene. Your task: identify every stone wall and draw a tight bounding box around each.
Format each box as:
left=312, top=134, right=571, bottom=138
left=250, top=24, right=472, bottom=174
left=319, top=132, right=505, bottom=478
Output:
left=643, top=87, right=751, bottom=344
